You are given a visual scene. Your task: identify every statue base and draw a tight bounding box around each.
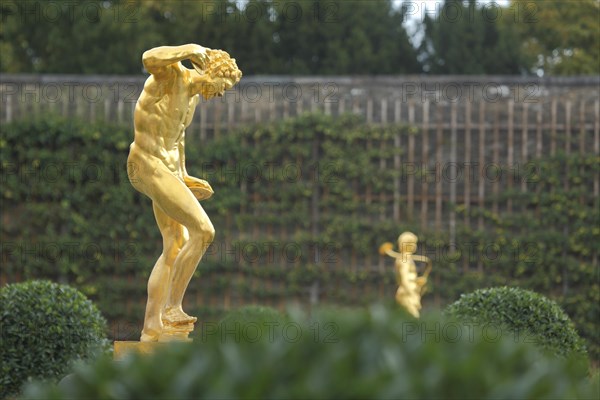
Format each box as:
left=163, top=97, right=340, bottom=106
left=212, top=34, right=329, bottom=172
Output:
left=161, top=321, right=194, bottom=341
left=113, top=323, right=195, bottom=360
left=113, top=341, right=165, bottom=360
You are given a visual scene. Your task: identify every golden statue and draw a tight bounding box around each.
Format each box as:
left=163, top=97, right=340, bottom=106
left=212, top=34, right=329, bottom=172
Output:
left=126, top=44, right=242, bottom=342
left=379, top=232, right=432, bottom=318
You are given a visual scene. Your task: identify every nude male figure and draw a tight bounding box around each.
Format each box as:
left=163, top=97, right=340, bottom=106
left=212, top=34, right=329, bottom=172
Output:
left=127, top=44, right=241, bottom=341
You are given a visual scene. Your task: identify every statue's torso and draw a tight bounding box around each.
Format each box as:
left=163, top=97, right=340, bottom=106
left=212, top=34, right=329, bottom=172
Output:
left=396, top=258, right=418, bottom=288
left=132, top=68, right=199, bottom=175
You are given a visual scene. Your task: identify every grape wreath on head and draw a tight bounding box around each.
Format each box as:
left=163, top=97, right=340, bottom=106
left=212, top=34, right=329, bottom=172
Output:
left=203, top=49, right=242, bottom=87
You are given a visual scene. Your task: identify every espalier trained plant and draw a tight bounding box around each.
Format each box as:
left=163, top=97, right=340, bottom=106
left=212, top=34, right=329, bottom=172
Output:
left=0, top=280, right=109, bottom=398
left=1, top=114, right=598, bottom=360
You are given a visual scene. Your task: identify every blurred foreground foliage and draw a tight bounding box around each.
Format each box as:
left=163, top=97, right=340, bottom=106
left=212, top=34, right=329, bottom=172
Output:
left=23, top=306, right=598, bottom=399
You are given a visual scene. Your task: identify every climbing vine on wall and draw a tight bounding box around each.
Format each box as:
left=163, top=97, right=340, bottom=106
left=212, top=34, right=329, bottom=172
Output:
left=1, top=113, right=597, bottom=360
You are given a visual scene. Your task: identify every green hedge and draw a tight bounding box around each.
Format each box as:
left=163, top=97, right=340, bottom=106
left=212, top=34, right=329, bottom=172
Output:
left=1, top=114, right=598, bottom=362
left=445, top=286, right=587, bottom=358
left=22, top=306, right=598, bottom=399
left=0, top=280, right=108, bottom=398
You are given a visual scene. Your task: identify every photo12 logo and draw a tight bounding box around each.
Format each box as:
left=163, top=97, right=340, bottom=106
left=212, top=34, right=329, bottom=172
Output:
left=400, top=321, right=540, bottom=345
left=200, top=320, right=339, bottom=343
left=400, top=1, right=539, bottom=24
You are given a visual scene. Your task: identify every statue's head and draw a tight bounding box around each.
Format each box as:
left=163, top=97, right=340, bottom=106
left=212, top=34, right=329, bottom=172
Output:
left=397, top=231, right=418, bottom=254
left=192, top=49, right=242, bottom=99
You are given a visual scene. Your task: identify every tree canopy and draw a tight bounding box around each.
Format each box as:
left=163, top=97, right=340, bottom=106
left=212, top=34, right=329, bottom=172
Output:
left=510, top=0, right=600, bottom=75
left=418, top=0, right=532, bottom=74
left=0, top=0, right=597, bottom=75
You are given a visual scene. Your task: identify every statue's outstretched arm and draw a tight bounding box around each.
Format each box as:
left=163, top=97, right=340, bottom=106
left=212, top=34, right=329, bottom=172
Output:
left=379, top=242, right=402, bottom=258
left=179, top=134, right=214, bottom=200
left=385, top=249, right=403, bottom=259
left=142, top=44, right=209, bottom=76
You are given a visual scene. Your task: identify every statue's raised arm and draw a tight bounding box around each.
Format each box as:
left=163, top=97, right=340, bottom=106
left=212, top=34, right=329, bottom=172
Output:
left=142, top=44, right=209, bottom=77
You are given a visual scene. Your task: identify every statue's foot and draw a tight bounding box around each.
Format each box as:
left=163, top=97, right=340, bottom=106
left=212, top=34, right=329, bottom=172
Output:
left=162, top=307, right=197, bottom=326
left=140, top=328, right=160, bottom=342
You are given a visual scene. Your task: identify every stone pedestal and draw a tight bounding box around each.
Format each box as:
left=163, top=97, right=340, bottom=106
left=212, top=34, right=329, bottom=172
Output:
left=113, top=341, right=165, bottom=360
left=113, top=322, right=194, bottom=360
left=161, top=321, right=194, bottom=341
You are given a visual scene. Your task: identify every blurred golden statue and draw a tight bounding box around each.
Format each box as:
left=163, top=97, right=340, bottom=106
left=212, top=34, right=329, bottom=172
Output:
left=379, top=232, right=432, bottom=318
left=127, top=44, right=242, bottom=342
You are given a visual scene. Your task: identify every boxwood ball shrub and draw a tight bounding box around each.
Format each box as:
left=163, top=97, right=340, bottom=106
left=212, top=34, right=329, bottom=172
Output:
left=22, top=305, right=597, bottom=399
left=444, top=286, right=586, bottom=357
left=0, top=280, right=108, bottom=398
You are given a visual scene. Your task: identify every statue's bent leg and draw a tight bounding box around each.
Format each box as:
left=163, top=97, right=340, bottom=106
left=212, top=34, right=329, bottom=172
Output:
left=163, top=203, right=213, bottom=323
left=129, top=153, right=214, bottom=341
left=140, top=250, right=169, bottom=341
left=149, top=204, right=191, bottom=329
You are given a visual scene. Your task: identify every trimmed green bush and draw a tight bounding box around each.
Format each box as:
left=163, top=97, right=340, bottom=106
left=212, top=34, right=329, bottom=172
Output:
left=444, top=286, right=587, bottom=357
left=0, top=280, right=108, bottom=398
left=23, top=305, right=597, bottom=399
